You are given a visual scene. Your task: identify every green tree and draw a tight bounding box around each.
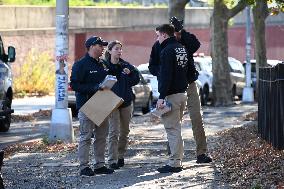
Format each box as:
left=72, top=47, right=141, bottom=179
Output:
left=251, top=0, right=283, bottom=99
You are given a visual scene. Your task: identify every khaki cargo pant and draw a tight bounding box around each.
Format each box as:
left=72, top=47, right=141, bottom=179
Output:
left=162, top=92, right=187, bottom=167
left=187, top=82, right=208, bottom=156
left=107, top=104, right=132, bottom=164
left=78, top=111, right=109, bottom=170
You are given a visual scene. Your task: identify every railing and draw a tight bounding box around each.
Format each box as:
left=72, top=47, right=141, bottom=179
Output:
left=258, top=63, right=284, bottom=150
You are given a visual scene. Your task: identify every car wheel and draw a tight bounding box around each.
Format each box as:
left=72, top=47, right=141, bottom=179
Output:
left=200, top=88, right=207, bottom=106
left=69, top=105, right=78, bottom=118
left=0, top=97, right=12, bottom=132
left=142, top=95, right=153, bottom=114
left=203, top=85, right=209, bottom=105
left=232, top=85, right=236, bottom=100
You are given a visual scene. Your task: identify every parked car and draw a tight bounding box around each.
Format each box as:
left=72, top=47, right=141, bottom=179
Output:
left=0, top=36, right=16, bottom=132
left=137, top=63, right=159, bottom=101
left=137, top=62, right=204, bottom=105
left=68, top=72, right=153, bottom=116
left=132, top=72, right=153, bottom=114
left=228, top=57, right=246, bottom=99
left=243, top=59, right=282, bottom=94
left=193, top=56, right=213, bottom=105
left=194, top=54, right=245, bottom=100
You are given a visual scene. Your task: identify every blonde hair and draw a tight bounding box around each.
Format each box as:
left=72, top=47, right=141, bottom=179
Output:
left=104, top=40, right=123, bottom=61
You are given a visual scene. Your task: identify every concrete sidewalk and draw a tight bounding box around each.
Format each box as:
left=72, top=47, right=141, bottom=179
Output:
left=2, top=102, right=257, bottom=189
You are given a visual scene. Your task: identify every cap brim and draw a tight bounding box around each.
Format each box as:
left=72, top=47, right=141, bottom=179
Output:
left=101, top=41, right=108, bottom=46
left=98, top=41, right=108, bottom=46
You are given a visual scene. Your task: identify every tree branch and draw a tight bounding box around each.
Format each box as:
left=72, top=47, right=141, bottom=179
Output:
left=228, top=0, right=247, bottom=19
left=168, top=0, right=189, bottom=20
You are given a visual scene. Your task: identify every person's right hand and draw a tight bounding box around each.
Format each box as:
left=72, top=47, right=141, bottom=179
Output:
left=170, top=16, right=183, bottom=32
left=98, top=84, right=110, bottom=90
left=156, top=99, right=165, bottom=109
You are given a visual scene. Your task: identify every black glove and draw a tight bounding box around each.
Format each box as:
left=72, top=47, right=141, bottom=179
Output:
left=170, top=16, right=183, bottom=32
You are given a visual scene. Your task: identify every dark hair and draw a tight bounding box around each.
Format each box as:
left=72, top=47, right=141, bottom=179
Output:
left=155, top=24, right=175, bottom=37
left=104, top=40, right=123, bottom=61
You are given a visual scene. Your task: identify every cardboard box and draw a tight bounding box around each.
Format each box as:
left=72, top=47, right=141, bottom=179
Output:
left=80, top=90, right=123, bottom=126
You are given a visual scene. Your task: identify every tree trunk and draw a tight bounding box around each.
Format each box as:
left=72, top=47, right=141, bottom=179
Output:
left=210, top=0, right=246, bottom=106
left=168, top=0, right=188, bottom=20
left=211, top=0, right=233, bottom=106
left=252, top=0, right=268, bottom=100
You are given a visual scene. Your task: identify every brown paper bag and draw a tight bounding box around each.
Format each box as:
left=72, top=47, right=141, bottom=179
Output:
left=80, top=90, right=124, bottom=126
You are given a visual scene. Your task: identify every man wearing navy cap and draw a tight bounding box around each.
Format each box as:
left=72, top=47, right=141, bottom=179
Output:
left=70, top=36, right=115, bottom=176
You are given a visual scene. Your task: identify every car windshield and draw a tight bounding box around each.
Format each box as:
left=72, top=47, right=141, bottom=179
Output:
left=229, top=58, right=244, bottom=73
left=202, top=60, right=212, bottom=72
left=194, top=57, right=212, bottom=72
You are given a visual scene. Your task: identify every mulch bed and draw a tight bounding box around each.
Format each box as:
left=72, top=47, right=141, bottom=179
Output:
left=211, top=111, right=284, bottom=188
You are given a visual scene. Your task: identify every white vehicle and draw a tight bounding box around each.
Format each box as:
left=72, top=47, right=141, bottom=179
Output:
left=193, top=56, right=213, bottom=105
left=228, top=57, right=246, bottom=98
left=243, top=59, right=282, bottom=94
left=193, top=55, right=246, bottom=103
left=138, top=62, right=203, bottom=104
left=137, top=63, right=159, bottom=101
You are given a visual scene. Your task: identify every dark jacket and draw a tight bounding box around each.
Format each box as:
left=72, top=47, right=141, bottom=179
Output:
left=179, top=29, right=200, bottom=82
left=148, top=40, right=161, bottom=77
left=158, top=37, right=189, bottom=99
left=104, top=58, right=140, bottom=108
left=148, top=29, right=200, bottom=83
left=70, top=53, right=114, bottom=110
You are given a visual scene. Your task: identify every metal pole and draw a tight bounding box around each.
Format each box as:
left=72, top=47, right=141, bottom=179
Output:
left=242, top=6, right=254, bottom=102
left=50, top=0, right=74, bottom=142
left=245, top=6, right=252, bottom=88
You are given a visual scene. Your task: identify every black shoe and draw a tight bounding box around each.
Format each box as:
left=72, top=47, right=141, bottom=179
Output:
left=196, top=154, right=212, bottom=163
left=117, top=158, right=124, bottom=167
left=80, top=167, right=95, bottom=176
left=109, top=163, right=120, bottom=170
left=157, top=165, right=182, bottom=173
left=94, top=166, right=114, bottom=174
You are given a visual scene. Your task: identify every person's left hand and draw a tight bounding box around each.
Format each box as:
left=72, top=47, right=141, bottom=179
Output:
left=170, top=16, right=183, bottom=32
left=156, top=99, right=165, bottom=109
left=123, top=68, right=131, bottom=74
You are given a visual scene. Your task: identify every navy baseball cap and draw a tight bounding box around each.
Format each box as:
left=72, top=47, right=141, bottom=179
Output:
left=85, top=36, right=108, bottom=48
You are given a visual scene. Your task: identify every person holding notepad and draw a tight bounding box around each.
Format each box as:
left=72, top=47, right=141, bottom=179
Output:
left=70, top=36, right=115, bottom=176
left=154, top=24, right=189, bottom=173
left=104, top=40, right=140, bottom=169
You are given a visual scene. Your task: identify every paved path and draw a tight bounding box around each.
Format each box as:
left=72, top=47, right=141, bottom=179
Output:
left=12, top=96, right=55, bottom=115
left=2, top=102, right=257, bottom=189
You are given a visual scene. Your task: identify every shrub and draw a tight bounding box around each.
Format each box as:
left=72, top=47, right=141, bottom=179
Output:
left=13, top=49, right=55, bottom=96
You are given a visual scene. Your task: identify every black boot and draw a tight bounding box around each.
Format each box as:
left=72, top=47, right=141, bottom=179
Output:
left=117, top=158, right=124, bottom=167
left=80, top=167, right=95, bottom=176
left=196, top=154, right=212, bottom=163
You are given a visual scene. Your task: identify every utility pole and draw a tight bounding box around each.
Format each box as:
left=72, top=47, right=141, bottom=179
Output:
left=50, top=0, right=74, bottom=142
left=242, top=6, right=254, bottom=102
